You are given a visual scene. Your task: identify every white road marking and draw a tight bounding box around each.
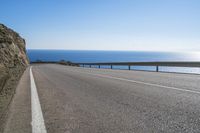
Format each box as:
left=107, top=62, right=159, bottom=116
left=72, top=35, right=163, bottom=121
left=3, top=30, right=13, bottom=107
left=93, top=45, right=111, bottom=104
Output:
left=30, top=67, right=47, bottom=133
left=73, top=69, right=200, bottom=95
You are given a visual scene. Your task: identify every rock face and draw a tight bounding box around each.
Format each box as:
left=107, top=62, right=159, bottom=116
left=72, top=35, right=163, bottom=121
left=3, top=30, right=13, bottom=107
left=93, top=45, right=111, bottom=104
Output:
left=0, top=24, right=29, bottom=131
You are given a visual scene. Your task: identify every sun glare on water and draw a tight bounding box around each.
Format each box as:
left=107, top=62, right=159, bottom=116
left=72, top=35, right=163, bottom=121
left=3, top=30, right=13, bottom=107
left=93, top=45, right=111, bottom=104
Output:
left=189, top=52, right=200, bottom=61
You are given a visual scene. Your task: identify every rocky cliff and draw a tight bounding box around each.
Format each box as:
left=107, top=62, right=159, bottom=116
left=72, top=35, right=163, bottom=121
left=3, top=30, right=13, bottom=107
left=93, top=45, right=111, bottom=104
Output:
left=0, top=24, right=29, bottom=130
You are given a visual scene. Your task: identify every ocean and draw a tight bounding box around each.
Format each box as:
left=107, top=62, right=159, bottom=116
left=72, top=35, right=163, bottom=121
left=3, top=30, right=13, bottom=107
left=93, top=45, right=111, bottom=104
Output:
left=27, top=50, right=200, bottom=74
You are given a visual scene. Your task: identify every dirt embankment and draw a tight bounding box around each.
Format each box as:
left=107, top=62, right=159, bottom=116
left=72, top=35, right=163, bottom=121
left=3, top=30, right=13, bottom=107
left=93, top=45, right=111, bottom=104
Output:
left=0, top=24, right=29, bottom=131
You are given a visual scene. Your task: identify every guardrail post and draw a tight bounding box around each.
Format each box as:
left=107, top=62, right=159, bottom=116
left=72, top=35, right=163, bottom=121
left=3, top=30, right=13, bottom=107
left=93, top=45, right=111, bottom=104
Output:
left=156, top=65, right=159, bottom=72
left=111, top=65, right=113, bottom=69
left=128, top=65, right=131, bottom=70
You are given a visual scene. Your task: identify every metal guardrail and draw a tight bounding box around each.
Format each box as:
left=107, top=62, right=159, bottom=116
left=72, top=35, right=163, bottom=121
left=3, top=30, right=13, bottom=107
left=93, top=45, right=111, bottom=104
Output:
left=78, top=61, right=200, bottom=72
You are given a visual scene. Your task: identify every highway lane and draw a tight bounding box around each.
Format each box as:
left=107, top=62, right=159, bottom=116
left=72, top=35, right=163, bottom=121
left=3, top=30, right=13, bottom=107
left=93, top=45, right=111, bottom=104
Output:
left=4, top=64, right=200, bottom=133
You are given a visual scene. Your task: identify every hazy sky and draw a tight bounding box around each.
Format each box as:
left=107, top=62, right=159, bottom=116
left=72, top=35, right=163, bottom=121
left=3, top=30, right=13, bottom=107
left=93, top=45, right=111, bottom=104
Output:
left=0, top=0, right=200, bottom=51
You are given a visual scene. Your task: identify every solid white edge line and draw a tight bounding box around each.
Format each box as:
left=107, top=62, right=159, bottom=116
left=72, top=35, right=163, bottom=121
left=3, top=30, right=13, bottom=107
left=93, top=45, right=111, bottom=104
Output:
left=30, top=67, right=47, bottom=133
left=73, top=70, right=200, bottom=95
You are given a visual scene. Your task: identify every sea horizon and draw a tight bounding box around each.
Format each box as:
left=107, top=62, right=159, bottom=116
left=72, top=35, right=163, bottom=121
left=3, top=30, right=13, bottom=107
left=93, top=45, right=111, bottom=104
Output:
left=27, top=49, right=200, bottom=74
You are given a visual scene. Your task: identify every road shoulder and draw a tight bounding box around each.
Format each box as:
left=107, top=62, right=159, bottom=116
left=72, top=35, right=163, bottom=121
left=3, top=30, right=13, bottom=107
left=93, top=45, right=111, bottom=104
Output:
left=3, top=67, right=31, bottom=133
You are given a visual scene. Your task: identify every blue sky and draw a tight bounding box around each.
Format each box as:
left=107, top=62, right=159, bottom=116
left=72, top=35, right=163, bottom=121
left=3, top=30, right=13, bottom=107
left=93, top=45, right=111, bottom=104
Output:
left=0, top=0, right=200, bottom=51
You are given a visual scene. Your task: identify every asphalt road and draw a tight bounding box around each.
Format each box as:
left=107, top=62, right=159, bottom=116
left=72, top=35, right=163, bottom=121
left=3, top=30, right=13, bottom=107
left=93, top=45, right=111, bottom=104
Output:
left=3, top=64, right=200, bottom=133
